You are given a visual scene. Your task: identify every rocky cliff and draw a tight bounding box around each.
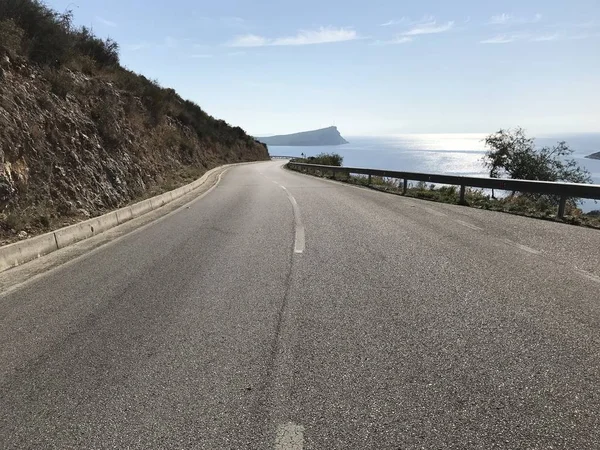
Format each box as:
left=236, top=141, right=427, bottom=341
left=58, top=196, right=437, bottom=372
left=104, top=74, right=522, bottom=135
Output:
left=586, top=152, right=600, bottom=160
left=258, top=126, right=348, bottom=146
left=0, top=4, right=268, bottom=244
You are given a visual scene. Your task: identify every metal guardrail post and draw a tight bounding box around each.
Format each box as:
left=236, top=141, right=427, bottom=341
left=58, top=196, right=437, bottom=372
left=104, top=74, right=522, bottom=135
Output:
left=558, top=196, right=567, bottom=218
left=459, top=185, right=466, bottom=205
left=403, top=179, right=408, bottom=195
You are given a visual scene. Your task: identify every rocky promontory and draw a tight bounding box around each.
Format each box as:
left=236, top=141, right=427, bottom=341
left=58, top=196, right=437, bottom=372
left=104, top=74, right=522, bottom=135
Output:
left=586, top=152, right=600, bottom=160
left=258, top=126, right=348, bottom=146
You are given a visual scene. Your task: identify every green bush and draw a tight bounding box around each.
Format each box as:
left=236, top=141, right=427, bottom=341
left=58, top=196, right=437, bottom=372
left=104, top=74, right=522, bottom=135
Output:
left=0, top=0, right=258, bottom=152
left=73, top=27, right=119, bottom=67
left=292, top=152, right=343, bottom=166
left=0, top=0, right=118, bottom=68
left=483, top=128, right=591, bottom=206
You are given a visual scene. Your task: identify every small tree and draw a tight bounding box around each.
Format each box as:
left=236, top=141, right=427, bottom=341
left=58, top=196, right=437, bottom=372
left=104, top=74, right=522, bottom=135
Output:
left=483, top=128, right=591, bottom=204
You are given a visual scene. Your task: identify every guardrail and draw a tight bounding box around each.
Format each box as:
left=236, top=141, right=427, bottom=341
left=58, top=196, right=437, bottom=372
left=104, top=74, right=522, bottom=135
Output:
left=271, top=155, right=297, bottom=160
left=287, top=161, right=600, bottom=218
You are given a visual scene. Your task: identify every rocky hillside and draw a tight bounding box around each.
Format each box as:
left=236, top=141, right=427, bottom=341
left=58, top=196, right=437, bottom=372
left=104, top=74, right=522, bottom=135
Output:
left=0, top=1, right=269, bottom=243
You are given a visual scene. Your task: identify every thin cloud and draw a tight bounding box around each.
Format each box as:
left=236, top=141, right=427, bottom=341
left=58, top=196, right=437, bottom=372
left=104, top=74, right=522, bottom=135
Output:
left=531, top=34, right=560, bottom=42
left=380, top=18, right=408, bottom=27
left=96, top=16, right=117, bottom=27
left=481, top=32, right=571, bottom=44
left=489, top=13, right=511, bottom=25
left=228, top=34, right=268, bottom=47
left=488, top=13, right=542, bottom=25
left=228, top=27, right=358, bottom=47
left=480, top=35, right=519, bottom=44
left=272, top=27, right=357, bottom=46
left=190, top=54, right=213, bottom=58
left=373, top=36, right=413, bottom=45
left=401, top=20, right=454, bottom=36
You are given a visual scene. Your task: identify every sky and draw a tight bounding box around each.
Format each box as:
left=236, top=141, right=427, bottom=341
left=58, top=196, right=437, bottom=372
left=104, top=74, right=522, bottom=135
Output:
left=45, top=0, right=600, bottom=136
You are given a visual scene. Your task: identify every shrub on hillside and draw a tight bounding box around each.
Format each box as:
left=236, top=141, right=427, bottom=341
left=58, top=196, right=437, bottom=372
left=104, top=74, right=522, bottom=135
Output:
left=44, top=68, right=74, bottom=99
left=0, top=0, right=118, bottom=67
left=0, top=0, right=259, bottom=156
left=73, top=27, right=119, bottom=67
left=0, top=19, right=24, bottom=57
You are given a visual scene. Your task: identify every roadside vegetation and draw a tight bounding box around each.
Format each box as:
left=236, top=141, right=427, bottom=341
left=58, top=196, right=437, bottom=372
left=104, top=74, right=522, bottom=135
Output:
left=0, top=0, right=268, bottom=244
left=0, top=0, right=257, bottom=147
left=292, top=152, right=343, bottom=166
left=288, top=134, right=600, bottom=229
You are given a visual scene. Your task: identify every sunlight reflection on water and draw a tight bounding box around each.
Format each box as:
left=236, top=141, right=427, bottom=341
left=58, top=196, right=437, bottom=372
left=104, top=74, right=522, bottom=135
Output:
left=271, top=133, right=600, bottom=211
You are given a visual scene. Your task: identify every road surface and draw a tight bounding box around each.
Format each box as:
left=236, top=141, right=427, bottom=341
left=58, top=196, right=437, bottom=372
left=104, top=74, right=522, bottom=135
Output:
left=1, top=160, right=599, bottom=449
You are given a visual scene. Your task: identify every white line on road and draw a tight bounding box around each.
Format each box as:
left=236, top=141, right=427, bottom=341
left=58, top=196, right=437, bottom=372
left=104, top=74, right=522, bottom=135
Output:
left=574, top=268, right=600, bottom=284
left=503, top=239, right=541, bottom=255
left=275, top=423, right=304, bottom=450
left=272, top=182, right=305, bottom=254
left=455, top=219, right=483, bottom=231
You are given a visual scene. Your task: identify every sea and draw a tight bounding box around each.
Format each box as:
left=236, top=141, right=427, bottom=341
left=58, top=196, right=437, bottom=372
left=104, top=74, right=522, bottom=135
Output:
left=269, top=133, right=600, bottom=212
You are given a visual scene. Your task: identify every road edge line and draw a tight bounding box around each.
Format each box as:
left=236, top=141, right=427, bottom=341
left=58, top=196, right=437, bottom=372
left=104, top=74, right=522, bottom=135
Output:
left=0, top=162, right=253, bottom=273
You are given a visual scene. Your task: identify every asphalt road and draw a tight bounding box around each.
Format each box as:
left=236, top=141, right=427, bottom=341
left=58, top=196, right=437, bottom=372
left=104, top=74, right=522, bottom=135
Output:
left=1, top=160, right=599, bottom=449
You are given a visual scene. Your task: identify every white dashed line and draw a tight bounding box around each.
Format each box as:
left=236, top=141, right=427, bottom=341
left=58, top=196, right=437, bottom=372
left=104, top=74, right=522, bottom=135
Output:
left=574, top=268, right=600, bottom=284
left=275, top=423, right=304, bottom=450
left=455, top=220, right=483, bottom=231
left=503, top=239, right=541, bottom=255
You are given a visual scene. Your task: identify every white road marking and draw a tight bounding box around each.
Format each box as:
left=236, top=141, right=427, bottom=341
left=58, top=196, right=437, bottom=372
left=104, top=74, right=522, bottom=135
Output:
left=422, top=206, right=447, bottom=217
left=271, top=181, right=305, bottom=254
left=503, top=239, right=541, bottom=255
left=574, top=268, right=600, bottom=284
left=455, top=219, right=483, bottom=231
left=275, top=423, right=304, bottom=450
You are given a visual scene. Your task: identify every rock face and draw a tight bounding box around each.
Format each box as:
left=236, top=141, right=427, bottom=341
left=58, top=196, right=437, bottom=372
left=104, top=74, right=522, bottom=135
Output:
left=258, top=126, right=348, bottom=146
left=586, top=152, right=600, bottom=160
left=0, top=53, right=269, bottom=241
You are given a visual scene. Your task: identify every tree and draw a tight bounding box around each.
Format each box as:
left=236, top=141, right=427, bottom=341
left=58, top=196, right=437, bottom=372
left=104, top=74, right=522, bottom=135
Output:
left=483, top=128, right=591, bottom=203
left=483, top=128, right=591, bottom=183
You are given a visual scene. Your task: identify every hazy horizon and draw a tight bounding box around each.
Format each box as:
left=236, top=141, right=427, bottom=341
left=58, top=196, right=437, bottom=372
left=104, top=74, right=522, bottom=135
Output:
left=45, top=0, right=600, bottom=136
left=258, top=130, right=600, bottom=139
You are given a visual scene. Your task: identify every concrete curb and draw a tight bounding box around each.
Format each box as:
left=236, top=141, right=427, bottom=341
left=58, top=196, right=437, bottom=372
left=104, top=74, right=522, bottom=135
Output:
left=0, top=163, right=234, bottom=273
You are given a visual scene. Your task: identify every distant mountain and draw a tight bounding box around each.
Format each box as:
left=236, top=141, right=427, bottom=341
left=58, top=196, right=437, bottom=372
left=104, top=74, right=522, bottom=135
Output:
left=586, top=151, right=600, bottom=160
left=258, top=126, right=348, bottom=146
